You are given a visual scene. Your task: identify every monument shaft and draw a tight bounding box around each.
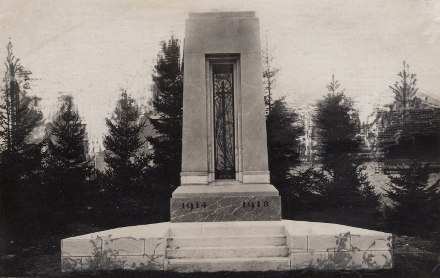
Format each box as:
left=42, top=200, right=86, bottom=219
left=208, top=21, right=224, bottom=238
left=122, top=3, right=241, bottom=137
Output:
left=180, top=12, right=270, bottom=185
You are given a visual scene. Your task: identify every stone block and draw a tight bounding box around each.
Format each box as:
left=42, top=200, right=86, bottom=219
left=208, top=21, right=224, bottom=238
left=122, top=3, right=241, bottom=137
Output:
left=200, top=225, right=251, bottom=236
left=62, top=238, right=101, bottom=257
left=145, top=237, right=166, bottom=256
left=103, top=237, right=144, bottom=256
left=339, top=250, right=393, bottom=270
left=167, top=246, right=288, bottom=259
left=286, top=235, right=308, bottom=253
left=180, top=172, right=209, bottom=185
left=350, top=234, right=392, bottom=251
left=290, top=252, right=329, bottom=270
left=169, top=225, right=203, bottom=237
left=166, top=257, right=290, bottom=272
left=181, top=53, right=208, bottom=174
left=168, top=235, right=285, bottom=248
left=170, top=196, right=281, bottom=222
left=248, top=225, right=284, bottom=236
left=184, top=14, right=261, bottom=54
left=242, top=171, right=270, bottom=184
left=308, top=234, right=351, bottom=252
left=172, top=183, right=279, bottom=197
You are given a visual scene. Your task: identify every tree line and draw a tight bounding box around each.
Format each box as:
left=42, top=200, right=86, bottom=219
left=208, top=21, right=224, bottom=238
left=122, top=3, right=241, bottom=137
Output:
left=0, top=38, right=183, bottom=243
left=0, top=37, right=439, bottom=251
left=265, top=58, right=439, bottom=237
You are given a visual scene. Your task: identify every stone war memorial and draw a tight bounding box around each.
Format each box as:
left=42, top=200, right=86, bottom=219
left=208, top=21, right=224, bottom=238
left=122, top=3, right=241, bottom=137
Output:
left=61, top=12, right=393, bottom=272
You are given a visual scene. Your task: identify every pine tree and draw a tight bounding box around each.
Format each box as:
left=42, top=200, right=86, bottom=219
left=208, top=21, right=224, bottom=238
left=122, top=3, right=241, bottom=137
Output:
left=381, top=62, right=439, bottom=162
left=148, top=36, right=183, bottom=191
left=266, top=98, right=304, bottom=219
left=313, top=76, right=379, bottom=227
left=42, top=95, right=91, bottom=224
left=384, top=160, right=440, bottom=237
left=0, top=42, right=43, bottom=238
left=0, top=43, right=42, bottom=154
left=266, top=97, right=303, bottom=187
left=389, top=61, right=420, bottom=111
left=102, top=90, right=149, bottom=211
left=314, top=76, right=360, bottom=174
left=262, top=32, right=280, bottom=113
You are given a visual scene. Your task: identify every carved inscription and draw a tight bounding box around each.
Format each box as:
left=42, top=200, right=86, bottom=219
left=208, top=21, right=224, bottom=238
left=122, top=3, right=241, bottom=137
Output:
left=170, top=196, right=281, bottom=222
left=242, top=201, right=269, bottom=210
left=181, top=200, right=271, bottom=211
left=182, top=202, right=208, bottom=210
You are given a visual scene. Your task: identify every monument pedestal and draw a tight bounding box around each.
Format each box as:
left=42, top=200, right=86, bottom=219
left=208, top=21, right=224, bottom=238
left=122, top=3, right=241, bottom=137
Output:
left=170, top=182, right=281, bottom=222
left=61, top=220, right=393, bottom=272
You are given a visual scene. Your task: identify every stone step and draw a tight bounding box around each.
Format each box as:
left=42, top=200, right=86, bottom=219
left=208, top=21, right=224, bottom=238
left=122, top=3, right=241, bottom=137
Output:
left=167, top=234, right=286, bottom=248
left=165, top=257, right=291, bottom=272
left=168, top=224, right=284, bottom=237
left=166, top=245, right=289, bottom=259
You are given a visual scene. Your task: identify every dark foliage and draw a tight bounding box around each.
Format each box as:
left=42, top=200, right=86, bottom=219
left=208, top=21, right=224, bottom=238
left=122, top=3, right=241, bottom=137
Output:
left=0, top=42, right=44, bottom=240
left=380, top=62, right=440, bottom=162
left=42, top=95, right=92, bottom=229
left=284, top=166, right=328, bottom=219
left=101, top=90, right=150, bottom=220
left=313, top=76, right=380, bottom=227
left=266, top=97, right=310, bottom=218
left=266, top=97, right=303, bottom=185
left=314, top=86, right=360, bottom=173
left=147, top=36, right=183, bottom=220
left=384, top=160, right=440, bottom=237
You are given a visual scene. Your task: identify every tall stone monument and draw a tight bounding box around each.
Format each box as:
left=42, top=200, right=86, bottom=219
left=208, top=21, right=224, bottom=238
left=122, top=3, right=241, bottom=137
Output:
left=170, top=11, right=281, bottom=222
left=61, top=11, right=393, bottom=273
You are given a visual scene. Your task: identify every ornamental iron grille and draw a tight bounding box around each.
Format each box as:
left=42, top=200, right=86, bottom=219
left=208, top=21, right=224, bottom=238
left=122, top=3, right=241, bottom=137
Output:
left=213, top=64, right=235, bottom=179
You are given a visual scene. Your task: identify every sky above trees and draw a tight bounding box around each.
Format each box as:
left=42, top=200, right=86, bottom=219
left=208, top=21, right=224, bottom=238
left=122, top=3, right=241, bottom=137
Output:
left=1, top=0, right=439, bottom=148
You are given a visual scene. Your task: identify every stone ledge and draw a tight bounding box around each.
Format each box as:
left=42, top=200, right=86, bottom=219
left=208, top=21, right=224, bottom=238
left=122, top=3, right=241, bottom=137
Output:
left=172, top=183, right=279, bottom=197
left=166, top=257, right=290, bottom=272
left=188, top=12, right=255, bottom=19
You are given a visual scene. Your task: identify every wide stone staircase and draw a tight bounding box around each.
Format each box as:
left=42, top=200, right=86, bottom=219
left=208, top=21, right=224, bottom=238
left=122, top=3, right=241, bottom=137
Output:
left=164, top=223, right=290, bottom=272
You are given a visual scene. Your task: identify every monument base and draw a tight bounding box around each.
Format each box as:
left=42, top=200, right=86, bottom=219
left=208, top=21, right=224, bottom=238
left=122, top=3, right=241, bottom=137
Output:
left=61, top=220, right=393, bottom=272
left=170, top=182, right=281, bottom=222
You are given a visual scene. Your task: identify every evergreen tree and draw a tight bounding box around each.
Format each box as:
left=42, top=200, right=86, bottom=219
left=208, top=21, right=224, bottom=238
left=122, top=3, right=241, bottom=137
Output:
left=102, top=90, right=149, bottom=213
left=314, top=76, right=360, bottom=173
left=262, top=46, right=322, bottom=219
left=389, top=61, right=420, bottom=111
left=266, top=97, right=304, bottom=215
left=0, top=42, right=43, bottom=239
left=262, top=34, right=280, bottom=113
left=148, top=36, right=183, bottom=192
left=42, top=95, right=91, bottom=225
left=384, top=160, right=440, bottom=237
left=313, top=76, right=379, bottom=227
left=381, top=62, right=439, bottom=162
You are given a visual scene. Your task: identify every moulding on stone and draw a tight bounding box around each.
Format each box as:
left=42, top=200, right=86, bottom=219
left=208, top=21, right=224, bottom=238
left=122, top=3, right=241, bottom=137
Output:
left=242, top=171, right=270, bottom=183
left=181, top=172, right=209, bottom=185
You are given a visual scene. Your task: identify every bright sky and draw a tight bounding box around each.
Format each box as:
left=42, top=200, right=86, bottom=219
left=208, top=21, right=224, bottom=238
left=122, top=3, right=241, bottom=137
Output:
left=1, top=0, right=439, bottom=149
